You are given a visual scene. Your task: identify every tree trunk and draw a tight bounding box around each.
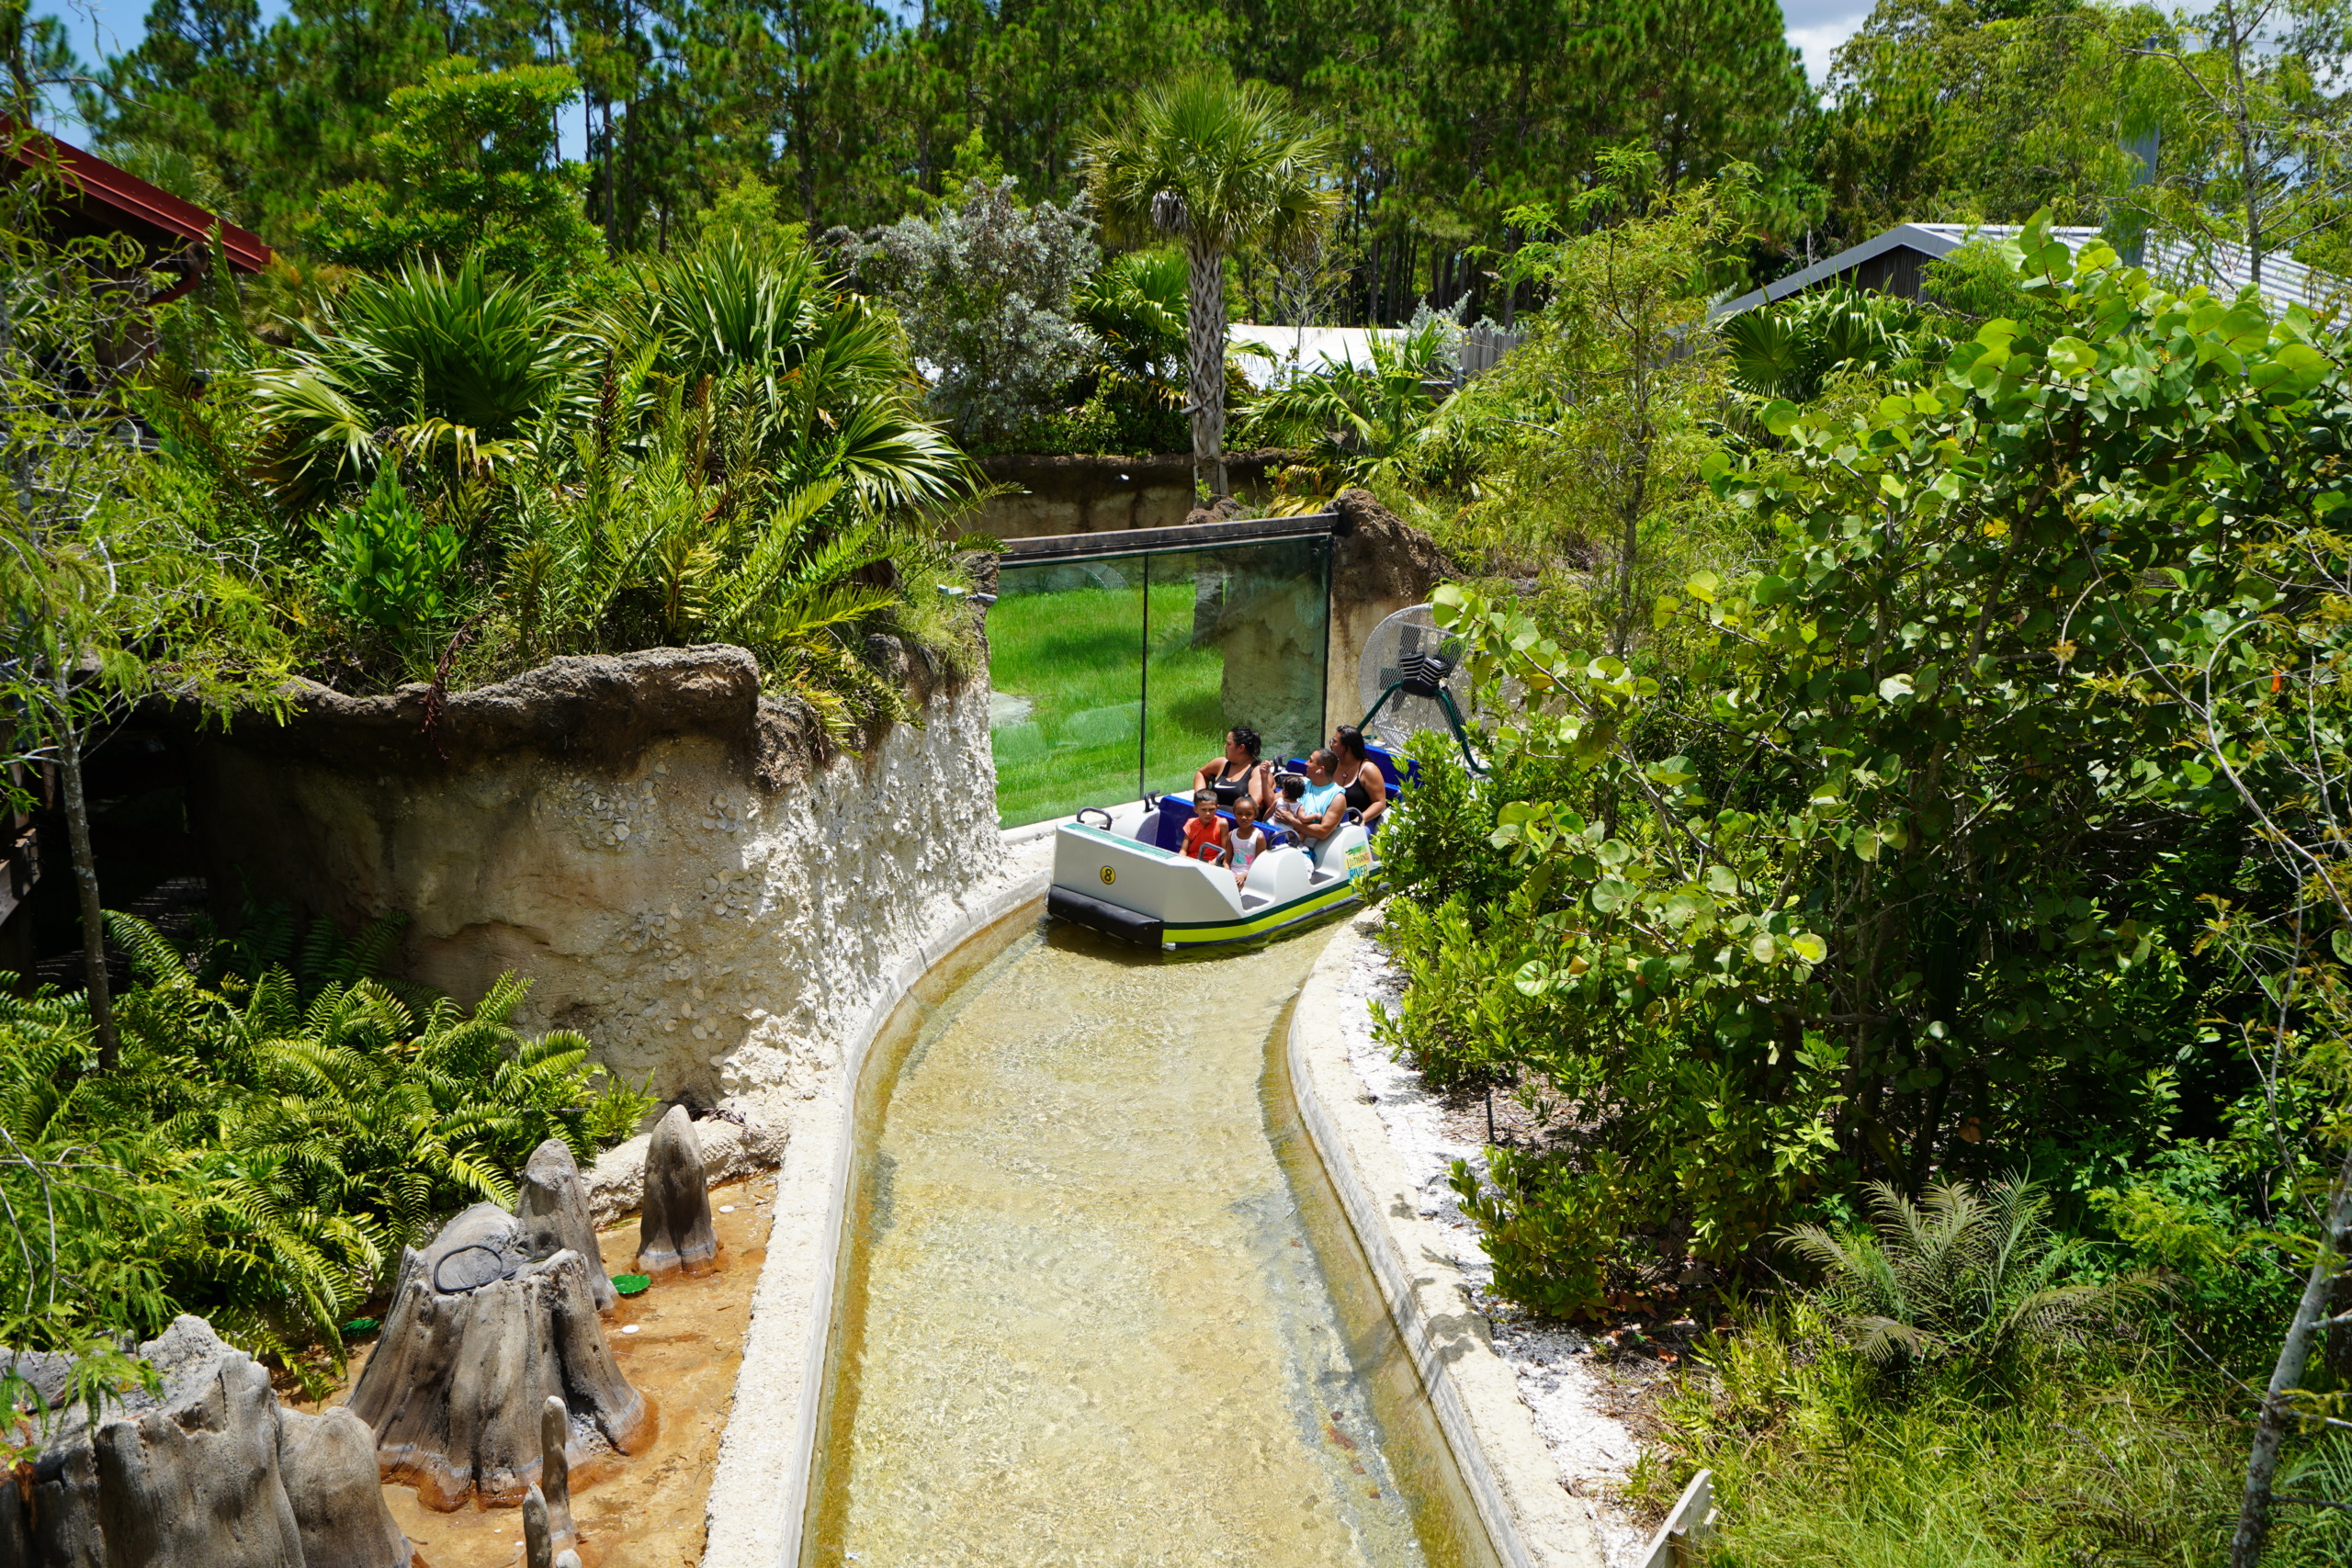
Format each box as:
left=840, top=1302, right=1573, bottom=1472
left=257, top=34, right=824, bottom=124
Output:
left=51, top=690, right=117, bottom=1072
left=2232, top=1142, right=2352, bottom=1567
left=1184, top=238, right=1229, bottom=500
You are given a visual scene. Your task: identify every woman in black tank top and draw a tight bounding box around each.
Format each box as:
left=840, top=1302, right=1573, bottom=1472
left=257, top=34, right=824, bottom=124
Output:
left=1330, top=725, right=1388, bottom=824
left=1194, top=726, right=1271, bottom=816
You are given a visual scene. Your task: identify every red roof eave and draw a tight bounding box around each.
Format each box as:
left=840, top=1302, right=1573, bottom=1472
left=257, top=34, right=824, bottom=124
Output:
left=3, top=120, right=272, bottom=275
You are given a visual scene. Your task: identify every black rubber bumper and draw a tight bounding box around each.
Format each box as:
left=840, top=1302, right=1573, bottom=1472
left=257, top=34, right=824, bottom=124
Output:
left=1046, top=886, right=1164, bottom=947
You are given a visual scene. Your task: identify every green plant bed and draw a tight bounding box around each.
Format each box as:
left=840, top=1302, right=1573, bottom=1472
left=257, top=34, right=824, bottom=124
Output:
left=611, top=1273, right=651, bottom=1297
left=987, top=579, right=1227, bottom=827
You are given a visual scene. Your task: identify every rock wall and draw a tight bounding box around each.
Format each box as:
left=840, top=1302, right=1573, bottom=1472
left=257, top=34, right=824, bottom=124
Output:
left=1325, top=489, right=1456, bottom=737
left=179, top=647, right=1002, bottom=1116
left=969, top=452, right=1283, bottom=540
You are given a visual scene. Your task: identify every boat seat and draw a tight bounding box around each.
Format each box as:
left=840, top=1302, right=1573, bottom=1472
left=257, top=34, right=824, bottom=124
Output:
left=1244, top=844, right=1312, bottom=904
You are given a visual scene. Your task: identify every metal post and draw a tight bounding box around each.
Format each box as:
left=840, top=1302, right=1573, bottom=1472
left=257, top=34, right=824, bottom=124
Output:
left=1138, top=553, right=1150, bottom=806
left=1318, top=534, right=1333, bottom=747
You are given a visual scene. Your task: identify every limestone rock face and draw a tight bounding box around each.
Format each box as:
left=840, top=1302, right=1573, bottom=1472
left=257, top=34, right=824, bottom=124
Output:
left=13, top=1316, right=407, bottom=1568
left=346, top=1205, right=651, bottom=1510
left=177, top=656, right=1002, bottom=1121
left=1325, top=487, right=1456, bottom=737
left=635, top=1107, right=718, bottom=1278
left=518, top=1138, right=614, bottom=1312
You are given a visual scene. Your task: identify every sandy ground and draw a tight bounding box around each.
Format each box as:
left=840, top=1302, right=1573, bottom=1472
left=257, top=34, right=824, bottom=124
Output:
left=310, top=1177, right=775, bottom=1568
left=1326, top=925, right=1655, bottom=1568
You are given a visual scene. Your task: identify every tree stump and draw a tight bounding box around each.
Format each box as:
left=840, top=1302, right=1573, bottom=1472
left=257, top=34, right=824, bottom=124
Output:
left=635, top=1107, right=718, bottom=1279
left=345, top=1203, right=653, bottom=1510
left=518, top=1138, right=616, bottom=1313
left=7, top=1315, right=407, bottom=1568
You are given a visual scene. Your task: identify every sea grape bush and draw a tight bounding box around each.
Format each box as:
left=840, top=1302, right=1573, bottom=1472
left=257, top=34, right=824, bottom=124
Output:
left=1391, top=214, right=2352, bottom=1315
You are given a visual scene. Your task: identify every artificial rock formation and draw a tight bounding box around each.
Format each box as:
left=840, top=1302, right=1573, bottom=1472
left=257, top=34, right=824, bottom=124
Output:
left=537, top=1396, right=576, bottom=1550
left=635, top=1106, right=718, bottom=1278
left=345, top=1204, right=651, bottom=1510
left=518, top=1138, right=615, bottom=1312
left=175, top=647, right=1004, bottom=1115
left=1325, top=487, right=1456, bottom=737
left=5, top=1316, right=407, bottom=1568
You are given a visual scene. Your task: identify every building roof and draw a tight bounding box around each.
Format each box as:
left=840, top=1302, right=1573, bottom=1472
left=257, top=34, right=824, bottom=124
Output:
left=1717, top=220, right=2345, bottom=321
left=1228, top=324, right=1407, bottom=389
left=2, top=122, right=270, bottom=276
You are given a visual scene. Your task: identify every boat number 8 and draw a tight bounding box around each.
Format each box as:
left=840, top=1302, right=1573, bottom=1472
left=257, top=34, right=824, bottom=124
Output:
left=1099, top=865, right=1115, bottom=885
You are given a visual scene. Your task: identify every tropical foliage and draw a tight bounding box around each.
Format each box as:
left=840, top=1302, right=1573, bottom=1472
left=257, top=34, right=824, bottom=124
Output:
left=1370, top=211, right=2352, bottom=1555
left=0, top=910, right=650, bottom=1386
left=1085, top=73, right=1340, bottom=494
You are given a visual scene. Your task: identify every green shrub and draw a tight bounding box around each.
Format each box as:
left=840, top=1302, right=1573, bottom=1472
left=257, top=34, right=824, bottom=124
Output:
left=322, top=467, right=458, bottom=639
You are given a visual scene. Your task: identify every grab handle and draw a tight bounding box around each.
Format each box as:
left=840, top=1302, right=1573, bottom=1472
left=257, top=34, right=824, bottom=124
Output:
left=1074, top=807, right=1114, bottom=830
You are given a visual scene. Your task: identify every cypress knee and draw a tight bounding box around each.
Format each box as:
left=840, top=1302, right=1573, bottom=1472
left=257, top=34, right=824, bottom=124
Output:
left=345, top=1205, right=650, bottom=1508
left=519, top=1137, right=615, bottom=1312
left=540, top=1394, right=577, bottom=1549
left=636, top=1106, right=719, bottom=1277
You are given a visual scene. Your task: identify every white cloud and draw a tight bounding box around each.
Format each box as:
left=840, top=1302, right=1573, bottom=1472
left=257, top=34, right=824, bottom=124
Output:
left=1783, top=3, right=1874, bottom=84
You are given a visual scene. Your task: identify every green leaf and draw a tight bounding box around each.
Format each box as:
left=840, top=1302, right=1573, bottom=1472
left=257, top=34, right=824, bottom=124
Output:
left=1791, top=933, right=1827, bottom=964
left=1749, top=932, right=1779, bottom=963
left=2046, top=336, right=2099, bottom=378
left=1878, top=672, right=1914, bottom=702
left=1762, top=400, right=1800, bottom=437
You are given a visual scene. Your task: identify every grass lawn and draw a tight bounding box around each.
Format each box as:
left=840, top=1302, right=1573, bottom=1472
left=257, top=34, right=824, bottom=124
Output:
left=988, top=579, right=1228, bottom=827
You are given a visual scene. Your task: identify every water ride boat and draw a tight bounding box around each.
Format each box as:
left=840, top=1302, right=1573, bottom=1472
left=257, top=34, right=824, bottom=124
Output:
left=1046, top=606, right=1483, bottom=950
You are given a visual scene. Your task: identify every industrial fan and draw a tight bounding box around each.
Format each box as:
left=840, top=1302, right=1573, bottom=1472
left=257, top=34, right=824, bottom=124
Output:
left=1354, top=605, right=1484, bottom=773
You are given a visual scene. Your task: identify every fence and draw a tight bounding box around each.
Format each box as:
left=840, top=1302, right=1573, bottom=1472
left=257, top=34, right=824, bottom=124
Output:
left=1459, top=324, right=1525, bottom=379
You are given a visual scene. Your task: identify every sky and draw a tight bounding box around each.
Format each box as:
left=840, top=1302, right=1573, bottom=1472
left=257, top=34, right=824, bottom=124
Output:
left=34, top=0, right=1873, bottom=140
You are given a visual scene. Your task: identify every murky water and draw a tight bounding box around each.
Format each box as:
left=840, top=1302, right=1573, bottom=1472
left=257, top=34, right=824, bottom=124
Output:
left=802, top=916, right=1498, bottom=1568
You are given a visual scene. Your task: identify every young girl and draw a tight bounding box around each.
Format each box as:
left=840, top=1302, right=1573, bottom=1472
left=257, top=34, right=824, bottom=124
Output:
left=1226, top=795, right=1270, bottom=887
left=1180, top=789, right=1229, bottom=864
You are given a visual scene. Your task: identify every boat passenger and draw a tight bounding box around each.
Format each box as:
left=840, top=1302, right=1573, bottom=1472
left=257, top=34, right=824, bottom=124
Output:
left=1181, top=789, right=1230, bottom=864
left=1330, top=725, right=1389, bottom=825
left=1227, top=795, right=1270, bottom=886
left=1272, top=750, right=1347, bottom=843
left=1194, top=726, right=1272, bottom=816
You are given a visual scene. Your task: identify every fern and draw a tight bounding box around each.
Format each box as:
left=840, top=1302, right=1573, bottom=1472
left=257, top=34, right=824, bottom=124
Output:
left=0, top=908, right=634, bottom=1388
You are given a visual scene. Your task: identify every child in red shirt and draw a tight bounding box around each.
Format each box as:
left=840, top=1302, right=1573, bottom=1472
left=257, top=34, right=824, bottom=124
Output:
left=1181, top=789, right=1229, bottom=864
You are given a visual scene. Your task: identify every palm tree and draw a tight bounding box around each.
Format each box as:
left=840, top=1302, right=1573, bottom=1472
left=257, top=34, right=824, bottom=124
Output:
left=1084, top=76, right=1338, bottom=500
left=252, top=257, right=592, bottom=507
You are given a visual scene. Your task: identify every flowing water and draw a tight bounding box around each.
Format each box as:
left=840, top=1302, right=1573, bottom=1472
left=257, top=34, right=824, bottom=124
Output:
left=802, top=916, right=1498, bottom=1568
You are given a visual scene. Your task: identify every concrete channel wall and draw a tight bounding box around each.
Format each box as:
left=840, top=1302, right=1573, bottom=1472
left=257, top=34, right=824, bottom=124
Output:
left=1287, top=919, right=1607, bottom=1568
left=704, top=865, right=1051, bottom=1568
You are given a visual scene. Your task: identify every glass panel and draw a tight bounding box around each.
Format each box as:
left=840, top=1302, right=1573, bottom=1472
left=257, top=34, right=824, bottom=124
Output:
left=988, top=558, right=1144, bottom=828
left=1142, top=536, right=1329, bottom=801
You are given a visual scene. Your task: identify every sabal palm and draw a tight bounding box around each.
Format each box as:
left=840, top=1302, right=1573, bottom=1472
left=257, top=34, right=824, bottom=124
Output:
left=252, top=256, right=591, bottom=507
left=1084, top=75, right=1338, bottom=499
left=1243, top=314, right=1455, bottom=486
left=600, top=233, right=971, bottom=515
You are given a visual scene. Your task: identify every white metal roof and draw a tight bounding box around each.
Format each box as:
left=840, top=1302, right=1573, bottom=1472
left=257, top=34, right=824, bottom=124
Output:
left=1715, top=221, right=2348, bottom=320
left=1227, top=324, right=1408, bottom=389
